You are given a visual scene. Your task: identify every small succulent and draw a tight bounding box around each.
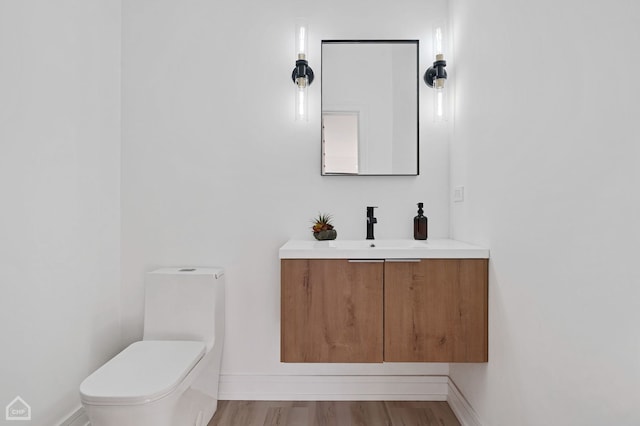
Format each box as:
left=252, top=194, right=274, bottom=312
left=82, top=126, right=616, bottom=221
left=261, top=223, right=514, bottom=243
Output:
left=311, top=213, right=334, bottom=234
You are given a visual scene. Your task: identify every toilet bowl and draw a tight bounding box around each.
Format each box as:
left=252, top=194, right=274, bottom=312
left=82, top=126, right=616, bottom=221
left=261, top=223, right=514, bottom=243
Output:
left=80, top=268, right=225, bottom=426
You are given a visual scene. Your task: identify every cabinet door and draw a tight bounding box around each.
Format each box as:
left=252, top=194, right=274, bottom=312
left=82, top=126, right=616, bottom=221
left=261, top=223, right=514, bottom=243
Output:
left=281, top=259, right=384, bottom=363
left=384, top=259, right=488, bottom=362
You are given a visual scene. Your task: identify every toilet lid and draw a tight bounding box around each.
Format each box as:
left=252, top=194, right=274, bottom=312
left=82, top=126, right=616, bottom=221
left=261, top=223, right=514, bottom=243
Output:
left=80, top=340, right=205, bottom=405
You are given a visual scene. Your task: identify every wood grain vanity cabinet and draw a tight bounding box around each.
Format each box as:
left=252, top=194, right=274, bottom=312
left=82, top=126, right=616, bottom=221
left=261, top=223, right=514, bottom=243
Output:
left=384, top=259, right=488, bottom=363
left=281, top=258, right=488, bottom=363
left=281, top=259, right=384, bottom=363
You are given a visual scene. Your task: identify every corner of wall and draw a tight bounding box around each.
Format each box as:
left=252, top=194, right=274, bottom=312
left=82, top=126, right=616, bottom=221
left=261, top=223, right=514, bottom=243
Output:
left=447, top=377, right=483, bottom=426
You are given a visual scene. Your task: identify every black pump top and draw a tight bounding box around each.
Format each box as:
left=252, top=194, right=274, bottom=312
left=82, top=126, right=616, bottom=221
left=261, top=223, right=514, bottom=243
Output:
left=417, top=202, right=424, bottom=216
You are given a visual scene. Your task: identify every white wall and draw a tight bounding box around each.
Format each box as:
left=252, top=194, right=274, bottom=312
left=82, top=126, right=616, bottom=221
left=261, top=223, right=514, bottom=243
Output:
left=0, top=1, right=121, bottom=424
left=121, top=0, right=451, bottom=382
left=449, top=0, right=640, bottom=424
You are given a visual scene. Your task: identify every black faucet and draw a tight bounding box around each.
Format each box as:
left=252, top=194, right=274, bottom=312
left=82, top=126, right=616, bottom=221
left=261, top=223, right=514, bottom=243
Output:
left=366, top=206, right=378, bottom=240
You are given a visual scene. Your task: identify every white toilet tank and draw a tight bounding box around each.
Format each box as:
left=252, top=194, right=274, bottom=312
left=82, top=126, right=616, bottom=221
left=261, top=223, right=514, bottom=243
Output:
left=144, top=268, right=225, bottom=351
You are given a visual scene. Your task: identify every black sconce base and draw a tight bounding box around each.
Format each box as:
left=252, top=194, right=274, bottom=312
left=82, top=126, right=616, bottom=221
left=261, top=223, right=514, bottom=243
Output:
left=424, top=58, right=447, bottom=88
left=292, top=59, right=315, bottom=86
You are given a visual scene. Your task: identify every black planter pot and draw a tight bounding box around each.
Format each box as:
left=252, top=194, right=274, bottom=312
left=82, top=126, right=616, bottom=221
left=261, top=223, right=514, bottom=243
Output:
left=313, top=229, right=337, bottom=241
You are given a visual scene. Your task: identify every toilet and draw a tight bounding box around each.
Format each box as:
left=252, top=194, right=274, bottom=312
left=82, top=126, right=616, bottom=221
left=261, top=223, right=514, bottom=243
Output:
left=80, top=268, right=225, bottom=426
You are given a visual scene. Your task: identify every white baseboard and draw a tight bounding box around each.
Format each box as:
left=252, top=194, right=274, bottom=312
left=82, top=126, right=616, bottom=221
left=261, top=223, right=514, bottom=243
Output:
left=446, top=378, right=483, bottom=426
left=57, top=405, right=89, bottom=426
left=218, top=374, right=449, bottom=401
left=59, top=375, right=481, bottom=426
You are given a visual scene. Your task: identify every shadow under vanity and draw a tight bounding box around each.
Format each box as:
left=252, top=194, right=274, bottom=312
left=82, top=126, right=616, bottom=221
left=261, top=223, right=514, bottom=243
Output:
left=279, top=239, right=489, bottom=363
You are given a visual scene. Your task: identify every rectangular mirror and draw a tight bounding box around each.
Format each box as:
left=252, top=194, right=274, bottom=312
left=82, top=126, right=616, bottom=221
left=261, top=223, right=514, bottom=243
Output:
left=321, top=40, right=419, bottom=176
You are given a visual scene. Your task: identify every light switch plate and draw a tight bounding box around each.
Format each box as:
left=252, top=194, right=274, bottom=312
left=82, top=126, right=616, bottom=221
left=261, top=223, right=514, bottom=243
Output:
left=453, top=186, right=465, bottom=202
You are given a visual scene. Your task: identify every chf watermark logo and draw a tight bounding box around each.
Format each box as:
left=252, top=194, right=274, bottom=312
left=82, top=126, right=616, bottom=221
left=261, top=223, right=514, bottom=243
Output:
left=5, top=396, right=31, bottom=421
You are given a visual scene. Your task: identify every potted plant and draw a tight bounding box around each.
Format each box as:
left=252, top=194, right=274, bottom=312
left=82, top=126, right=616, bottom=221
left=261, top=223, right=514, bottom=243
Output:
left=311, top=213, right=337, bottom=241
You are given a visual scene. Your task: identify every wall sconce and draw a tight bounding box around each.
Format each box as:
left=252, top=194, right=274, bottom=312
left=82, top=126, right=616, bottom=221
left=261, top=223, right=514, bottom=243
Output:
left=292, top=22, right=314, bottom=121
left=423, top=25, right=447, bottom=121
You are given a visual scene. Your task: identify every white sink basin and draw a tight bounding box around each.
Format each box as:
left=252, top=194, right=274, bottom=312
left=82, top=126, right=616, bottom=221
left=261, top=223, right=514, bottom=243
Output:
left=279, top=239, right=489, bottom=259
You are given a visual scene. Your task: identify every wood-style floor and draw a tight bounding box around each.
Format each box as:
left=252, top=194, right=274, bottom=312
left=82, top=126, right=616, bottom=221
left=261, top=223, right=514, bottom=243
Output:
left=208, top=401, right=461, bottom=426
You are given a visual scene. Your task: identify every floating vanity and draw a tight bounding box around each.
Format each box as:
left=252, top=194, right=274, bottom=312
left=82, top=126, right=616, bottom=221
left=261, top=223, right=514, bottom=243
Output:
left=279, top=239, right=489, bottom=363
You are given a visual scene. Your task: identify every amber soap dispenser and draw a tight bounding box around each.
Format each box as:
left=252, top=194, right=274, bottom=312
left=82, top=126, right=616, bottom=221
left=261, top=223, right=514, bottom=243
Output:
left=414, top=202, right=428, bottom=240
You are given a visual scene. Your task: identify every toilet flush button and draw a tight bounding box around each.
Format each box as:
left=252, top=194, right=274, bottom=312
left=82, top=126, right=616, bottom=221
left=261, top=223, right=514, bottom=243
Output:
left=179, top=268, right=196, bottom=272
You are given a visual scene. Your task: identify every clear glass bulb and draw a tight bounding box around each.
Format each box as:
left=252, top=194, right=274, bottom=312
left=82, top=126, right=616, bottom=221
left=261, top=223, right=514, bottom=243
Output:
left=435, top=88, right=447, bottom=122
left=433, top=22, right=447, bottom=122
left=295, top=82, right=308, bottom=121
left=294, top=20, right=310, bottom=121
left=434, top=26, right=443, bottom=56
left=296, top=22, right=308, bottom=58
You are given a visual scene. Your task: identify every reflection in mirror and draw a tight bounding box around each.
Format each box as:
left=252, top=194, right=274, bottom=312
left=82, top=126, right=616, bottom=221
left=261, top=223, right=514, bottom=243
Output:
left=321, top=40, right=419, bottom=176
left=323, top=112, right=359, bottom=174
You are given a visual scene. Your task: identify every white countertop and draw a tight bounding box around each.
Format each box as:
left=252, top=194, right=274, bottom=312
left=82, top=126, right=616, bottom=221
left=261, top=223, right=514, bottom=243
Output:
left=279, top=239, right=489, bottom=259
